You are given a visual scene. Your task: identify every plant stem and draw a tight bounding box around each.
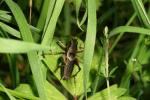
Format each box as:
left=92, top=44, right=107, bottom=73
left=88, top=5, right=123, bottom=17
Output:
left=104, top=27, right=110, bottom=100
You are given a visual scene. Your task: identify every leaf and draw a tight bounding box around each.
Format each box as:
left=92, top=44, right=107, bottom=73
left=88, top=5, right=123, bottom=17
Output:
left=41, top=0, right=65, bottom=45
left=15, top=84, right=34, bottom=97
left=75, top=0, right=87, bottom=31
left=0, top=85, right=40, bottom=100
left=45, top=81, right=66, bottom=100
left=36, top=0, right=51, bottom=30
left=4, top=0, right=48, bottom=99
left=0, top=10, right=12, bottom=23
left=0, top=37, right=50, bottom=53
left=109, top=66, right=118, bottom=77
left=43, top=0, right=56, bottom=33
left=0, top=10, right=10, bottom=14
left=131, top=0, right=150, bottom=28
left=0, top=12, right=41, bottom=35
left=43, top=38, right=85, bottom=96
left=83, top=0, right=97, bottom=98
left=0, top=83, right=16, bottom=100
left=109, top=26, right=150, bottom=38
left=118, top=96, right=136, bottom=100
left=88, top=85, right=126, bottom=100
left=0, top=22, right=21, bottom=38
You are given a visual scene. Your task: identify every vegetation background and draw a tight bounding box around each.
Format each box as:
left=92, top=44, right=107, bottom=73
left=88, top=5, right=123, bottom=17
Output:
left=0, top=0, right=150, bottom=100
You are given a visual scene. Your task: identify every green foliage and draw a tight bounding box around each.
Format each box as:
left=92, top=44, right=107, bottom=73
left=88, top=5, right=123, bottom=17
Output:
left=0, top=0, right=150, bottom=100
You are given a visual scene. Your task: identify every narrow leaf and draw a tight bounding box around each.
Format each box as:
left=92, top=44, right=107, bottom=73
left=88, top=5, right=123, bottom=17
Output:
left=0, top=83, right=16, bottom=100
left=0, top=22, right=21, bottom=38
left=109, top=26, right=150, bottom=38
left=83, top=0, right=97, bottom=98
left=0, top=37, right=50, bottom=53
left=42, top=0, right=65, bottom=45
left=4, top=0, right=48, bottom=99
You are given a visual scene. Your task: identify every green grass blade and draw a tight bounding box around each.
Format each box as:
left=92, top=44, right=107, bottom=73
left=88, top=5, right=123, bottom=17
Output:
left=75, top=0, right=87, bottom=31
left=0, top=83, right=16, bottom=100
left=0, top=13, right=41, bottom=35
left=131, top=0, right=150, bottom=28
left=0, top=22, right=21, bottom=38
left=42, top=0, right=65, bottom=45
left=43, top=0, right=56, bottom=33
left=63, top=2, right=71, bottom=36
left=0, top=11, right=12, bottom=23
left=0, top=10, right=10, bottom=14
left=4, top=0, right=48, bottom=99
left=109, top=26, right=150, bottom=38
left=115, top=0, right=150, bottom=90
left=0, top=86, right=41, bottom=100
left=0, top=37, right=50, bottom=53
left=7, top=54, right=19, bottom=88
left=109, top=13, right=136, bottom=54
left=120, top=34, right=144, bottom=89
left=36, top=0, right=51, bottom=30
left=83, top=0, right=97, bottom=98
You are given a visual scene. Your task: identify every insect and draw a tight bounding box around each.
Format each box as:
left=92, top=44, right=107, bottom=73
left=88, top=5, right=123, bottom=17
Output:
left=56, top=38, right=81, bottom=80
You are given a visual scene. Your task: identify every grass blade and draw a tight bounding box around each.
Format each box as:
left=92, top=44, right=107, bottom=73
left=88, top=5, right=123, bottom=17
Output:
left=109, top=13, right=136, bottom=54
left=0, top=83, right=16, bottom=100
left=42, top=0, right=65, bottom=45
left=43, top=0, right=56, bottom=33
left=0, top=22, right=21, bottom=38
left=109, top=26, right=150, bottom=38
left=0, top=86, right=40, bottom=100
left=36, top=0, right=51, bottom=30
left=0, top=37, right=50, bottom=53
left=83, top=0, right=97, bottom=98
left=75, top=0, right=87, bottom=31
left=4, top=0, right=48, bottom=99
left=131, top=0, right=150, bottom=28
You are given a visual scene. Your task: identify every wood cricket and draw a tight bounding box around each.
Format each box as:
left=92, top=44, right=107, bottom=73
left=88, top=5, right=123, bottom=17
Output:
left=56, top=38, right=81, bottom=80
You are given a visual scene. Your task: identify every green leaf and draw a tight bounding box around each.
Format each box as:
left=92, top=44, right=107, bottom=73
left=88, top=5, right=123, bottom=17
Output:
left=109, top=66, right=118, bottom=77
left=4, top=0, right=48, bottom=99
left=0, top=85, right=40, bottom=100
left=42, top=0, right=65, bottom=45
left=109, top=26, right=150, bottom=38
left=0, top=12, right=41, bottom=35
left=75, top=0, right=87, bottom=31
left=15, top=84, right=34, bottom=97
left=88, top=85, right=126, bottom=100
left=131, top=0, right=150, bottom=28
left=0, top=37, right=50, bottom=53
left=83, top=0, right=97, bottom=98
left=0, top=10, right=12, bottom=23
left=45, top=81, right=66, bottom=100
left=108, top=13, right=136, bottom=54
left=0, top=83, right=16, bottom=100
left=0, top=10, right=10, bottom=14
left=43, top=0, right=56, bottom=33
left=118, top=96, right=136, bottom=100
left=36, top=0, right=51, bottom=30
left=43, top=38, right=85, bottom=96
left=0, top=22, right=21, bottom=38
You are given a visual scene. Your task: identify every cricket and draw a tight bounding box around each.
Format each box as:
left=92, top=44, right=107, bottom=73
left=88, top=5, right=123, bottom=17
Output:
left=56, top=38, right=82, bottom=80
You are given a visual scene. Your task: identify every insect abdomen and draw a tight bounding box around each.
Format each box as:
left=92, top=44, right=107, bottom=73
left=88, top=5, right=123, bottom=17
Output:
left=63, top=60, right=74, bottom=80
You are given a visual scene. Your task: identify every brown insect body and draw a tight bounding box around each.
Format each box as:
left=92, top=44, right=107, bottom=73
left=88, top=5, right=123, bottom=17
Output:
left=63, top=39, right=80, bottom=80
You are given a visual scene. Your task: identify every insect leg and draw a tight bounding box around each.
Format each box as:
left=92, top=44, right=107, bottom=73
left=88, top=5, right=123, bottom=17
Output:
left=56, top=41, right=66, bottom=50
left=76, top=48, right=84, bottom=53
left=54, top=57, right=65, bottom=79
left=72, top=58, right=81, bottom=77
